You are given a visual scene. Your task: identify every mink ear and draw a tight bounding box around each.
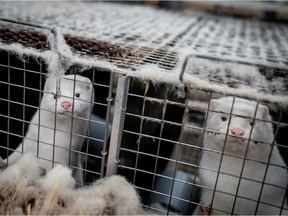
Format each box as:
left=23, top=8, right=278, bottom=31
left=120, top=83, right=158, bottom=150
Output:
left=85, top=83, right=93, bottom=91
left=43, top=79, right=52, bottom=92
left=259, top=104, right=270, bottom=120
left=79, top=77, right=92, bottom=91
left=209, top=99, right=217, bottom=110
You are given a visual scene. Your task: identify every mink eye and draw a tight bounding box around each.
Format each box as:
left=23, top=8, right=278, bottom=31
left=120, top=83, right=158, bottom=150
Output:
left=221, top=116, right=227, bottom=121
left=75, top=93, right=80, bottom=98
left=52, top=92, right=58, bottom=99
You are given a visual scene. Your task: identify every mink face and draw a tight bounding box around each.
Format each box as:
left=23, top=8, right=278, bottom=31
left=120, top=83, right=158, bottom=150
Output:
left=205, top=97, right=273, bottom=154
left=42, top=75, right=94, bottom=118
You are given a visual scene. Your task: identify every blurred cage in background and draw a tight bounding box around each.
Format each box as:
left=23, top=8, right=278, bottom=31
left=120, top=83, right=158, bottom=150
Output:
left=0, top=1, right=288, bottom=215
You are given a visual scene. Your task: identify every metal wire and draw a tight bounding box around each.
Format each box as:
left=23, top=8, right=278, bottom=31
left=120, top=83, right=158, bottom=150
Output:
left=114, top=76, right=288, bottom=214
left=0, top=9, right=288, bottom=215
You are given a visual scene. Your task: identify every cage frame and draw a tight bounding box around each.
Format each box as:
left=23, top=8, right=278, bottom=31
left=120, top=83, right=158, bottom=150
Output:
left=0, top=11, right=287, bottom=215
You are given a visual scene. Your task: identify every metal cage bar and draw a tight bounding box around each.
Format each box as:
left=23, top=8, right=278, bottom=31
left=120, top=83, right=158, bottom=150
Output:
left=0, top=6, right=288, bottom=215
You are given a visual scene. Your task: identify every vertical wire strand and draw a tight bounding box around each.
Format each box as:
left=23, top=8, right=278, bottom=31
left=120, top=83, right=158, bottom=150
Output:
left=197, top=91, right=213, bottom=212
left=132, top=81, right=149, bottom=185
left=52, top=77, right=60, bottom=168
left=148, top=85, right=168, bottom=210
left=274, top=110, right=288, bottom=215
left=69, top=70, right=76, bottom=174
left=83, top=69, right=94, bottom=182
left=181, top=90, right=200, bottom=212
left=6, top=53, right=11, bottom=161
left=21, top=61, right=26, bottom=156
left=36, top=61, right=43, bottom=159
left=166, top=87, right=190, bottom=215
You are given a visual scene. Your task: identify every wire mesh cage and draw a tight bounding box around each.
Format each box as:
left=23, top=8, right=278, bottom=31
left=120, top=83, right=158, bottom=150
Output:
left=107, top=75, right=288, bottom=215
left=0, top=2, right=287, bottom=215
left=0, top=50, right=113, bottom=184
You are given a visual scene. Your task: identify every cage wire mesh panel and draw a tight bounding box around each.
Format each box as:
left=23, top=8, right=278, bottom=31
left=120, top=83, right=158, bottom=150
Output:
left=111, top=78, right=288, bottom=215
left=73, top=66, right=113, bottom=184
left=181, top=91, right=288, bottom=215
left=114, top=77, right=187, bottom=211
left=0, top=51, right=113, bottom=186
left=0, top=51, right=47, bottom=158
left=0, top=1, right=287, bottom=215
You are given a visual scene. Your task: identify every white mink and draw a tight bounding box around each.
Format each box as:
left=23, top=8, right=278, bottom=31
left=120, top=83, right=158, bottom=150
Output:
left=6, top=75, right=94, bottom=185
left=199, top=97, right=288, bottom=215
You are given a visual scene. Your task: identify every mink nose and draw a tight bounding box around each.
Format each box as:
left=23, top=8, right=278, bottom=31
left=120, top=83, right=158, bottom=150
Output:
left=61, top=101, right=71, bottom=110
left=230, top=128, right=245, bottom=137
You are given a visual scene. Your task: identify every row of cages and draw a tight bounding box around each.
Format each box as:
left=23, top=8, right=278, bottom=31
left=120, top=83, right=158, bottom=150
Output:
left=0, top=49, right=287, bottom=215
